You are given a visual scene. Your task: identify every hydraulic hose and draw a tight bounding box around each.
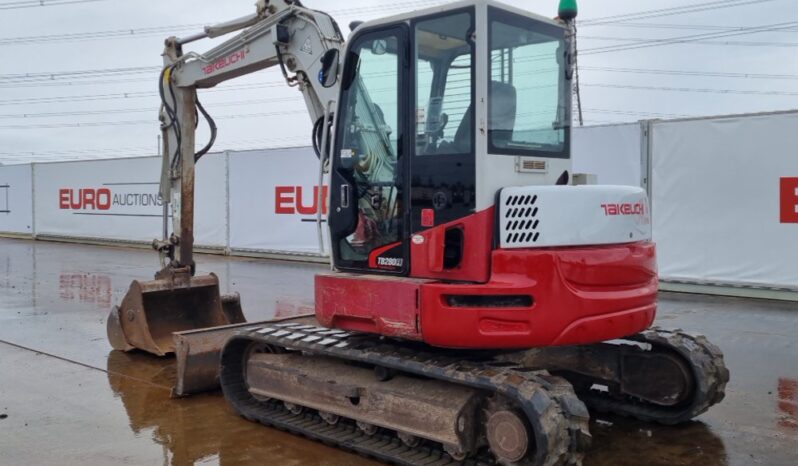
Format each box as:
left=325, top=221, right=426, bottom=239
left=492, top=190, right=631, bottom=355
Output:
left=159, top=66, right=182, bottom=170
left=194, top=98, right=217, bottom=162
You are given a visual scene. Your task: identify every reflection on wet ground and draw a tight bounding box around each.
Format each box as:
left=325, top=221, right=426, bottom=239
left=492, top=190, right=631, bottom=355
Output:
left=1, top=238, right=796, bottom=465
left=777, top=377, right=798, bottom=430
left=587, top=416, right=727, bottom=466
left=105, top=351, right=372, bottom=466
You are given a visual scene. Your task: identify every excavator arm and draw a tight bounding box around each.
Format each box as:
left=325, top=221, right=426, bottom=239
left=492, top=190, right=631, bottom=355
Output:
left=108, top=0, right=345, bottom=356
left=158, top=0, right=344, bottom=270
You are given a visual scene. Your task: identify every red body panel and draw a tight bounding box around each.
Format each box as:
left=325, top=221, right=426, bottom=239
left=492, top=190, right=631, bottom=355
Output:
left=420, top=242, right=657, bottom=348
left=316, top=241, right=658, bottom=349
left=315, top=273, right=428, bottom=340
left=410, top=208, right=494, bottom=283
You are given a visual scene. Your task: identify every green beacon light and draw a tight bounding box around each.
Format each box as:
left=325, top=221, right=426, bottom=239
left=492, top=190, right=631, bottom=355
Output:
left=558, top=0, right=578, bottom=21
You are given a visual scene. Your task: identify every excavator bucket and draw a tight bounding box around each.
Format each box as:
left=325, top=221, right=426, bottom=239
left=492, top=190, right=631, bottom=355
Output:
left=107, top=272, right=246, bottom=356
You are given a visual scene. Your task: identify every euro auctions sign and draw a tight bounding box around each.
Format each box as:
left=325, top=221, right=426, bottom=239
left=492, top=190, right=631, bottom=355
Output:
left=36, top=156, right=228, bottom=245
left=34, top=158, right=167, bottom=242
left=782, top=177, right=798, bottom=224
left=58, top=187, right=163, bottom=211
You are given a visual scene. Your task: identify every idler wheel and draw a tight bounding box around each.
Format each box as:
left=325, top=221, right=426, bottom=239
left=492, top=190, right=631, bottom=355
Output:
left=486, top=410, right=530, bottom=463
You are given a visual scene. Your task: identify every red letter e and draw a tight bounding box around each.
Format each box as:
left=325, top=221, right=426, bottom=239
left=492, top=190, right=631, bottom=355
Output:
left=781, top=177, right=798, bottom=223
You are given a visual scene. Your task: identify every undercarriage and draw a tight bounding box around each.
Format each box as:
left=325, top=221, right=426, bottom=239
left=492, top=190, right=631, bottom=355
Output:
left=219, top=322, right=728, bottom=465
left=506, top=328, right=729, bottom=425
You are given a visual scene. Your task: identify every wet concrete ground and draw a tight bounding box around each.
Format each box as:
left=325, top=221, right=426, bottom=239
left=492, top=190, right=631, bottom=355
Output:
left=0, top=237, right=796, bottom=465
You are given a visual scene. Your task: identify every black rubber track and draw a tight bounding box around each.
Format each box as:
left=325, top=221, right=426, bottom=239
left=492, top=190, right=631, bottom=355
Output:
left=568, top=327, right=729, bottom=425
left=220, top=323, right=591, bottom=466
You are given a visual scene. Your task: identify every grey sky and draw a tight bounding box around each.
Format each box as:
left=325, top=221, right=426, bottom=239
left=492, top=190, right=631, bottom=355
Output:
left=0, top=0, right=796, bottom=164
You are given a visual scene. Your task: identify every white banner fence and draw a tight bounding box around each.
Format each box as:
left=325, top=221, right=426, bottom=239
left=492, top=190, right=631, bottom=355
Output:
left=651, top=111, right=798, bottom=292
left=2, top=110, right=796, bottom=294
left=0, top=164, right=33, bottom=235
left=33, top=154, right=228, bottom=247
left=228, top=147, right=330, bottom=255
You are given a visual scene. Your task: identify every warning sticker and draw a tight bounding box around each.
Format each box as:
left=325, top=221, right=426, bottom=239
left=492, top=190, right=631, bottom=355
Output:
left=300, top=37, right=313, bottom=55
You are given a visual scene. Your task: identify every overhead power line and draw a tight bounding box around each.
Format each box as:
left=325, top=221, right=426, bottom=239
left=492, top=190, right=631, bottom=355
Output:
left=589, top=21, right=798, bottom=33
left=0, top=134, right=313, bottom=158
left=0, top=97, right=292, bottom=119
left=581, top=35, right=798, bottom=48
left=0, top=24, right=202, bottom=46
left=0, top=65, right=160, bottom=82
left=583, top=83, right=798, bottom=96
left=0, top=0, right=111, bottom=10
left=0, top=76, right=161, bottom=89
left=582, top=108, right=695, bottom=119
left=5, top=65, right=795, bottom=92
left=581, top=0, right=778, bottom=26
left=0, top=109, right=307, bottom=130
left=581, top=66, right=798, bottom=81
left=0, top=82, right=294, bottom=106
left=581, top=20, right=798, bottom=55
left=0, top=0, right=449, bottom=45
left=2, top=80, right=796, bottom=128
left=0, top=135, right=314, bottom=163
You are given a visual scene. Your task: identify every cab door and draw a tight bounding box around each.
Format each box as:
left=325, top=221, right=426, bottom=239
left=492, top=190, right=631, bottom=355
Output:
left=329, top=25, right=409, bottom=275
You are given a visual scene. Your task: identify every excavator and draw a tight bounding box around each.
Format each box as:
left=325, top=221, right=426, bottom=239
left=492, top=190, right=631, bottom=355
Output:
left=106, top=0, right=729, bottom=464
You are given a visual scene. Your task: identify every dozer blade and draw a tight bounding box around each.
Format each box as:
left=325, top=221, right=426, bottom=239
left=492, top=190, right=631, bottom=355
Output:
left=107, top=272, right=246, bottom=356
left=171, top=315, right=316, bottom=397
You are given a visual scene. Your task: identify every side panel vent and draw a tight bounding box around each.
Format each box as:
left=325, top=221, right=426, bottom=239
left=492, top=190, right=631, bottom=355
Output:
left=516, top=158, right=547, bottom=173
left=498, top=185, right=653, bottom=249
left=502, top=193, right=541, bottom=245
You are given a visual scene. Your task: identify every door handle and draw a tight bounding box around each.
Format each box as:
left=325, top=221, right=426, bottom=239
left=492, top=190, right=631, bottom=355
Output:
left=341, top=184, right=350, bottom=208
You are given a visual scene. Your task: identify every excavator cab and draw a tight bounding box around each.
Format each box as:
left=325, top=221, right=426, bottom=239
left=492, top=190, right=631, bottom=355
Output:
left=328, top=4, right=572, bottom=281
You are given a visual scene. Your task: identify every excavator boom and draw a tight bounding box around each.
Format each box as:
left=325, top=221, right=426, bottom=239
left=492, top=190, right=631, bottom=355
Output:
left=108, top=0, right=345, bottom=356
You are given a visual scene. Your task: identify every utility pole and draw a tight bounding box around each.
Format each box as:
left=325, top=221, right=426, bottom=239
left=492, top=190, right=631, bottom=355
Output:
left=571, top=21, right=583, bottom=127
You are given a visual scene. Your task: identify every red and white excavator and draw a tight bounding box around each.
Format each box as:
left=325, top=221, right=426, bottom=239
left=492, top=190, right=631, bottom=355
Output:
left=106, top=1, right=728, bottom=464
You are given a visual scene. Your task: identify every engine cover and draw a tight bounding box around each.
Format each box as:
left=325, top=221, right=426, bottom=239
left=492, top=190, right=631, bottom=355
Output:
left=498, top=185, right=652, bottom=249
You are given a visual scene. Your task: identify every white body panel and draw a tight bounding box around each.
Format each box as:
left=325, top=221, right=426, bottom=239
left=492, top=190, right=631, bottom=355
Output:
left=499, top=185, right=651, bottom=248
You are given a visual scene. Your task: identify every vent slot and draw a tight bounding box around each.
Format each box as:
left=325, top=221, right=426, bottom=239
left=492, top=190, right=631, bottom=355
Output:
left=516, top=158, right=548, bottom=173
left=445, top=295, right=534, bottom=308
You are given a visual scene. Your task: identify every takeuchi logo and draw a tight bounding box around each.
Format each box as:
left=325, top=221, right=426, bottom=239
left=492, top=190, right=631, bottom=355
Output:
left=601, top=202, right=646, bottom=216
left=203, top=49, right=249, bottom=75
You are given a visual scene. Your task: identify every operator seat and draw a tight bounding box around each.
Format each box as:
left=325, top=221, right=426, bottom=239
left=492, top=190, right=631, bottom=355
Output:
left=453, top=81, right=517, bottom=152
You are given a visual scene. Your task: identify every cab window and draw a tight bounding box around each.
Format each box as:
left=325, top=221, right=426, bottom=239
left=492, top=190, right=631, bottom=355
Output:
left=489, top=8, right=569, bottom=158
left=414, top=11, right=475, bottom=156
